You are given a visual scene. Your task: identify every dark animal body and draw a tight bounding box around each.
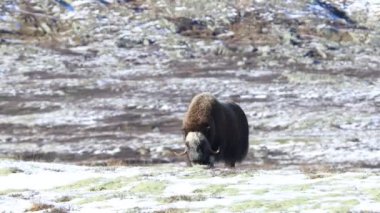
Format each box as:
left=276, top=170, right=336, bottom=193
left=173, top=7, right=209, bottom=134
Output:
left=179, top=93, right=249, bottom=167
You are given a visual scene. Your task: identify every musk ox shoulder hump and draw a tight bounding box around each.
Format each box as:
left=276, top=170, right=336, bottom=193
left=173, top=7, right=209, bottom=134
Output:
left=183, top=93, right=217, bottom=129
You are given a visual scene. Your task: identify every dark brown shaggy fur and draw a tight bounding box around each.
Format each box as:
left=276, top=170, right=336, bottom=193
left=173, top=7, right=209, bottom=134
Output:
left=182, top=93, right=249, bottom=167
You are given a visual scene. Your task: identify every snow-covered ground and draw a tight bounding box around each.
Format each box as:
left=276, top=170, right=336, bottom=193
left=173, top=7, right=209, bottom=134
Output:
left=0, top=0, right=379, bottom=167
left=1, top=1, right=380, bottom=212
left=1, top=159, right=380, bottom=212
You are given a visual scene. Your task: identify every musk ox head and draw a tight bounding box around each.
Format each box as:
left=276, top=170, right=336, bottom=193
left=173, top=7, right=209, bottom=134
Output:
left=176, top=93, right=220, bottom=166
left=181, top=131, right=219, bottom=165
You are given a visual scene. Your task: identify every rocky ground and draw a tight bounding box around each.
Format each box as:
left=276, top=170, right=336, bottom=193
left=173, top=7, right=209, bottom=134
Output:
left=0, top=0, right=380, bottom=211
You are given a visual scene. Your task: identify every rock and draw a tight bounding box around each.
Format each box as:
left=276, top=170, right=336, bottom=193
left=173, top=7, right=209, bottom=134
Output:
left=257, top=46, right=271, bottom=57
left=137, top=147, right=150, bottom=156
left=116, top=35, right=154, bottom=48
left=317, top=26, right=356, bottom=43
left=305, top=43, right=328, bottom=59
left=374, top=96, right=380, bottom=107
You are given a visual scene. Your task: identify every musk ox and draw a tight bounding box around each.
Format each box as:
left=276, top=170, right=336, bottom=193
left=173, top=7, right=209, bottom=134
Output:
left=177, top=93, right=249, bottom=167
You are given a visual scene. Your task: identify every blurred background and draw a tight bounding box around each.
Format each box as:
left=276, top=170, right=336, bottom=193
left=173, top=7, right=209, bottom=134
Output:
left=0, top=0, right=379, bottom=168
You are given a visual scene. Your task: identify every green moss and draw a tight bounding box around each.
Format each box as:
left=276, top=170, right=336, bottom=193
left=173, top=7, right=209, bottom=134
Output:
left=154, top=208, right=189, bottom=213
left=249, top=139, right=261, bottom=145
left=130, top=181, right=167, bottom=195
left=327, top=199, right=359, bottom=212
left=295, top=184, right=311, bottom=191
left=253, top=188, right=269, bottom=195
left=90, top=180, right=124, bottom=191
left=193, top=184, right=239, bottom=196
left=324, top=193, right=345, bottom=198
left=202, top=207, right=223, bottom=213
left=275, top=138, right=294, bottom=144
left=161, top=194, right=206, bottom=203
left=56, top=177, right=103, bottom=190
left=312, top=203, right=322, bottom=209
left=267, top=197, right=309, bottom=211
left=238, top=172, right=256, bottom=179
left=311, top=198, right=359, bottom=212
left=183, top=167, right=210, bottom=179
left=309, top=193, right=348, bottom=209
left=281, top=184, right=311, bottom=192
left=90, top=177, right=136, bottom=191
left=367, top=188, right=380, bottom=202
left=230, top=200, right=265, bottom=212
left=76, top=195, right=108, bottom=205
left=278, top=184, right=311, bottom=191
left=0, top=167, right=22, bottom=176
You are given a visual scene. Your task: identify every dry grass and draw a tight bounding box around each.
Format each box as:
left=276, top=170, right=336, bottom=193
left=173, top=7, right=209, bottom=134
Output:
left=154, top=208, right=188, bottom=213
left=300, top=164, right=336, bottom=179
left=27, top=203, right=70, bottom=213
left=27, top=203, right=54, bottom=212
left=48, top=207, right=70, bottom=213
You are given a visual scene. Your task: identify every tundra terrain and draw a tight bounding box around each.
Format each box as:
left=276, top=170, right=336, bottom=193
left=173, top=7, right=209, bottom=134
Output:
left=0, top=0, right=379, bottom=212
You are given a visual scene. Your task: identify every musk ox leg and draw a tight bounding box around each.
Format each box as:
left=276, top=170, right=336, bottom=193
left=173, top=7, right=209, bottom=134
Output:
left=225, top=162, right=235, bottom=168
left=207, top=156, right=215, bottom=168
left=186, top=153, right=193, bottom=167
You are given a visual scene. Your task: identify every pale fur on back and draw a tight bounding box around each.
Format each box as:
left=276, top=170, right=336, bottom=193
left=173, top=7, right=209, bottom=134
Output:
left=183, top=93, right=217, bottom=129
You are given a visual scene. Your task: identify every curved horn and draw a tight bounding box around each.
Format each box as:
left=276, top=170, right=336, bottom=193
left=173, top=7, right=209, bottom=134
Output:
left=205, top=141, right=219, bottom=155
left=209, top=147, right=220, bottom=154
left=174, top=148, right=188, bottom=156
